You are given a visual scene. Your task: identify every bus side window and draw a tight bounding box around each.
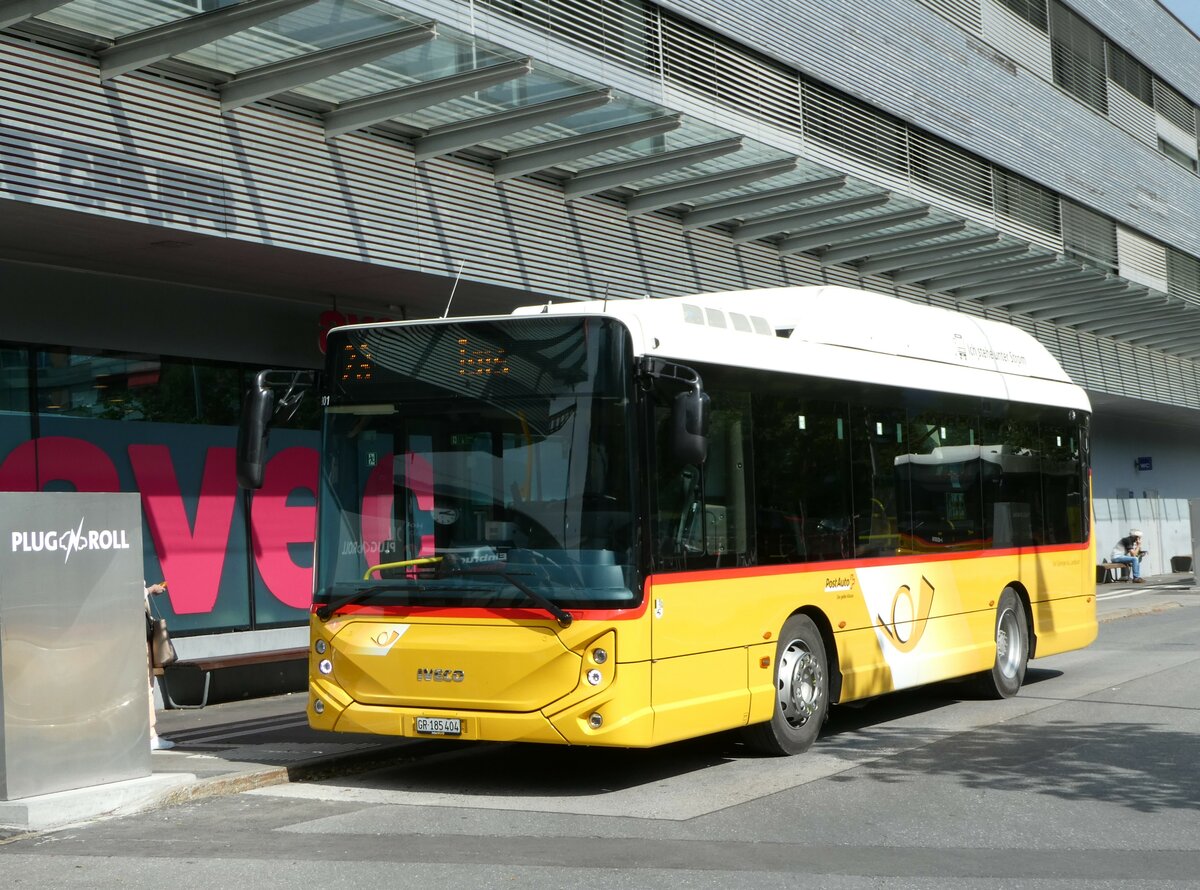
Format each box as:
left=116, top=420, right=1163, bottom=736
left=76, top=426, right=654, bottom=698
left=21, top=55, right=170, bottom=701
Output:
left=900, top=408, right=983, bottom=553
left=752, top=395, right=851, bottom=564
left=850, top=405, right=907, bottom=557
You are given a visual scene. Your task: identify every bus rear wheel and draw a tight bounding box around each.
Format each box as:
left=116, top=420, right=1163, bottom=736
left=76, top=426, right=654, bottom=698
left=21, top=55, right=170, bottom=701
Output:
left=975, top=587, right=1028, bottom=699
left=743, top=614, right=828, bottom=756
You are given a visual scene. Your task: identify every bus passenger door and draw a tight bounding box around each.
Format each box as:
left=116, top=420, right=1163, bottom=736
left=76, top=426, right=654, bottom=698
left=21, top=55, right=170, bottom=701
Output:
left=648, top=391, right=756, bottom=744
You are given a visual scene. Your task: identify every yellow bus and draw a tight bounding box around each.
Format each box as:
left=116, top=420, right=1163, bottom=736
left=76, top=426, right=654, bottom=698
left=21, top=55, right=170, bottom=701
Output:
left=239, top=285, right=1096, bottom=755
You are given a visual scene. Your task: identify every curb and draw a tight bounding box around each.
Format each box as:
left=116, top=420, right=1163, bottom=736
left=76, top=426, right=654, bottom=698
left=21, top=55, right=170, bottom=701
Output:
left=1099, top=601, right=1184, bottom=623
left=157, top=741, right=423, bottom=808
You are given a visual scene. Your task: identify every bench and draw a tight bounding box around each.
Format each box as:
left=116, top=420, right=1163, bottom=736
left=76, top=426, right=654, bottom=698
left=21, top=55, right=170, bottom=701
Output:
left=159, top=647, right=309, bottom=709
left=1097, top=561, right=1132, bottom=583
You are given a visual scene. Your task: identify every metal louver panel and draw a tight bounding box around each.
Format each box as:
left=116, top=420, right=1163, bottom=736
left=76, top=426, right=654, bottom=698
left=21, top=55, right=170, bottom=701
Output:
left=1167, top=248, right=1200, bottom=308
left=980, top=0, right=1052, bottom=80
left=475, top=0, right=657, bottom=75
left=1106, top=82, right=1157, bottom=148
left=1117, top=226, right=1168, bottom=292
left=802, top=81, right=908, bottom=177
left=1156, top=114, right=1198, bottom=161
left=992, top=168, right=1061, bottom=249
left=660, top=11, right=802, bottom=135
left=1106, top=41, right=1152, bottom=105
left=1061, top=200, right=1117, bottom=271
left=1153, top=78, right=1196, bottom=134
left=908, top=130, right=994, bottom=214
left=913, top=0, right=982, bottom=35
left=1048, top=0, right=1107, bottom=115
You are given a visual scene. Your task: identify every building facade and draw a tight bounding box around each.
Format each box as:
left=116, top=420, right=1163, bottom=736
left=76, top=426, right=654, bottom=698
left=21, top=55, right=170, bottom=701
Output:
left=2, top=0, right=1198, bottom=647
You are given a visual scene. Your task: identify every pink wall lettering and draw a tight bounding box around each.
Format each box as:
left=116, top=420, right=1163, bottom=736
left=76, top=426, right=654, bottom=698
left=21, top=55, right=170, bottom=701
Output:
left=250, top=446, right=318, bottom=609
left=129, top=444, right=240, bottom=615
left=0, top=436, right=120, bottom=491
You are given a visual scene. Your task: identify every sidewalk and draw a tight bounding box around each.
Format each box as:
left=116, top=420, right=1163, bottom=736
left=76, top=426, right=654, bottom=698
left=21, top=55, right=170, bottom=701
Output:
left=0, top=692, right=414, bottom=836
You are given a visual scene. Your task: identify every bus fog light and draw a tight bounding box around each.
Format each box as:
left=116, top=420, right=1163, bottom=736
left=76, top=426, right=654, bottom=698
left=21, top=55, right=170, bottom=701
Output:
left=587, top=669, right=602, bottom=685
left=315, top=639, right=327, bottom=654
left=319, top=659, right=333, bottom=675
left=313, top=699, right=325, bottom=715
left=592, top=648, right=608, bottom=664
left=588, top=712, right=603, bottom=729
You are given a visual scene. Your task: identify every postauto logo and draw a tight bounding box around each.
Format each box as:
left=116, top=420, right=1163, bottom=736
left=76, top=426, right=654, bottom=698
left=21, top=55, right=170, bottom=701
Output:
left=11, top=518, right=133, bottom=563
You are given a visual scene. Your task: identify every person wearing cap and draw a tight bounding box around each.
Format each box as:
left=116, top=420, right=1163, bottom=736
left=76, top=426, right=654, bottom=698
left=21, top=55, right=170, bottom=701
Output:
left=1110, top=529, right=1147, bottom=583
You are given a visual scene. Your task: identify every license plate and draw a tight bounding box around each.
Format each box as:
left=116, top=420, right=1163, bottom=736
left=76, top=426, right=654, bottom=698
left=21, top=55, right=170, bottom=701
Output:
left=415, top=717, right=462, bottom=736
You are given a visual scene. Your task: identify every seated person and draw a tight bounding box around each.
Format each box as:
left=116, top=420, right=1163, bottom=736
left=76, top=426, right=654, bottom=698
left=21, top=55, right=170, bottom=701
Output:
left=1109, top=528, right=1147, bottom=583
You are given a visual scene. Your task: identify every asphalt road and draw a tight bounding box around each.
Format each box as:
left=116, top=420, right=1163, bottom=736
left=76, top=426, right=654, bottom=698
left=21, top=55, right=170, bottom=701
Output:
left=5, top=583, right=1199, bottom=889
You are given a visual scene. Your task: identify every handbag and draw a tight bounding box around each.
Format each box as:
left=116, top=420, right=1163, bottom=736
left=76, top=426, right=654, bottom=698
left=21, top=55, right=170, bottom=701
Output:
left=148, top=600, right=178, bottom=668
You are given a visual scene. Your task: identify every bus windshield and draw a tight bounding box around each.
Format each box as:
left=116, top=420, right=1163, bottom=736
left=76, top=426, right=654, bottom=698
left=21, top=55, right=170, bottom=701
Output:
left=315, top=315, right=638, bottom=613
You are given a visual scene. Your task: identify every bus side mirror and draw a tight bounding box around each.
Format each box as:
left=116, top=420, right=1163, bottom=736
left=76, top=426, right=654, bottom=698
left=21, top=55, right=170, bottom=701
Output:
left=236, top=380, right=274, bottom=490
left=672, top=389, right=710, bottom=465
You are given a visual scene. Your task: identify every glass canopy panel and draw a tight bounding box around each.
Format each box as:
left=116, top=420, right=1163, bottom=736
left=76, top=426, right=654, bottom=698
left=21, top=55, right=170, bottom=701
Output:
left=687, top=164, right=842, bottom=207
left=734, top=178, right=891, bottom=223
left=398, top=72, right=597, bottom=131
left=623, top=141, right=795, bottom=191
left=484, top=95, right=667, bottom=153
left=554, top=118, right=739, bottom=173
left=38, top=0, right=241, bottom=39
left=175, top=0, right=425, bottom=74
left=293, top=33, right=525, bottom=103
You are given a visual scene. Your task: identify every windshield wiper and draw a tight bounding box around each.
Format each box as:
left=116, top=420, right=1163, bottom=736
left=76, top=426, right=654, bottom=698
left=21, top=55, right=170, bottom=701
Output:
left=439, top=553, right=573, bottom=627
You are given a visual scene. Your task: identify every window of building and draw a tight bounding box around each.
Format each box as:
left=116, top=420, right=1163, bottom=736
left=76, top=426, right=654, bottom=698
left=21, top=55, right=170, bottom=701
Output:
left=1105, top=42, right=1152, bottom=105
left=995, top=0, right=1049, bottom=31
left=1158, top=137, right=1199, bottom=173
left=993, top=168, right=1062, bottom=240
left=1062, top=200, right=1118, bottom=271
left=1049, top=1, right=1108, bottom=115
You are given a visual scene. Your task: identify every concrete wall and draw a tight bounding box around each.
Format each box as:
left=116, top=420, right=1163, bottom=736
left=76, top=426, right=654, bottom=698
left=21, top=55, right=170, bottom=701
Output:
left=1093, top=497, right=1192, bottom=576
left=1091, top=415, right=1200, bottom=500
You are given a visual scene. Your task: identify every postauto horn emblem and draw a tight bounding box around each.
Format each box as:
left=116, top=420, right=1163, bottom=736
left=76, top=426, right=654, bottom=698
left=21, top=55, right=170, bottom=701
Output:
left=416, top=668, right=465, bottom=682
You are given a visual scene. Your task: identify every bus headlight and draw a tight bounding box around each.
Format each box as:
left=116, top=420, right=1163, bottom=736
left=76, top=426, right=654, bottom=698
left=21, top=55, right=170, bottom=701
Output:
left=592, top=648, right=608, bottom=664
left=315, top=639, right=327, bottom=654
left=318, top=659, right=333, bottom=675
left=587, top=669, right=602, bottom=686
left=313, top=699, right=325, bottom=715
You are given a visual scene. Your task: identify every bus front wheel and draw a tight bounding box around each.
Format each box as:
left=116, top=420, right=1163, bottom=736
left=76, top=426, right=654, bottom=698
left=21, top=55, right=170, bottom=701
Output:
left=743, top=614, right=828, bottom=756
left=975, top=587, right=1028, bottom=699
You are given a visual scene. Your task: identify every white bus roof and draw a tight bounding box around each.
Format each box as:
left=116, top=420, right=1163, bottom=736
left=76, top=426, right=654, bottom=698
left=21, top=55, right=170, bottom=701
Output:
left=511, top=286, right=1090, bottom=412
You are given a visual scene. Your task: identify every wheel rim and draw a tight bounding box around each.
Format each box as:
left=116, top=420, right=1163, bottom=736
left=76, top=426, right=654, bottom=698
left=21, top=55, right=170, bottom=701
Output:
left=776, top=637, right=823, bottom=729
left=995, top=606, right=1023, bottom=679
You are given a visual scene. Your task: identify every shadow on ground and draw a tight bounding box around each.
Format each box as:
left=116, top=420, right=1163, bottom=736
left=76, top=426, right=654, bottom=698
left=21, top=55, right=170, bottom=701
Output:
left=335, top=671, right=1198, bottom=815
